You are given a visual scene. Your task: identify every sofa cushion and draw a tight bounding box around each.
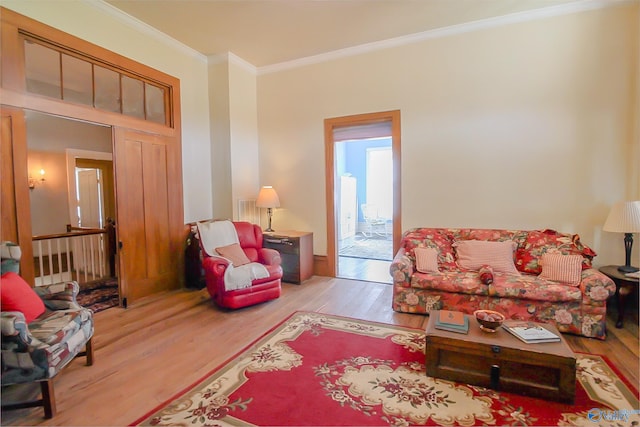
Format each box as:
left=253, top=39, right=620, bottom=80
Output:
left=1, top=272, right=45, bottom=323
left=402, top=229, right=457, bottom=270
left=539, top=253, right=582, bottom=286
left=453, top=228, right=527, bottom=246
left=453, top=240, right=519, bottom=274
left=415, top=247, right=439, bottom=273
left=515, top=229, right=595, bottom=274
left=411, top=271, right=489, bottom=295
left=488, top=274, right=583, bottom=302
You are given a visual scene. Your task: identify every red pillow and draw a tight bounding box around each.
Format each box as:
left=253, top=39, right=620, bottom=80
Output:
left=1, top=272, right=45, bottom=323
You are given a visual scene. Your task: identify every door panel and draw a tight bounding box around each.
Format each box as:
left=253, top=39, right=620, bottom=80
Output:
left=115, top=128, right=177, bottom=303
left=1, top=106, right=35, bottom=283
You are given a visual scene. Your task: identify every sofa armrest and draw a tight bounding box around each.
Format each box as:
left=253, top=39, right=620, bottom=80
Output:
left=390, top=247, right=414, bottom=287
left=1, top=311, right=44, bottom=351
left=580, top=268, right=617, bottom=305
left=258, top=248, right=282, bottom=266
left=33, top=281, right=82, bottom=311
left=202, top=255, right=230, bottom=275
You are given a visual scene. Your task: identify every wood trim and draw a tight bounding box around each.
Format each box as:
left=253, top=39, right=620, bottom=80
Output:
left=0, top=8, right=178, bottom=92
left=0, top=8, right=184, bottom=298
left=0, top=7, right=180, bottom=134
left=324, top=110, right=401, bottom=277
left=0, top=106, right=35, bottom=284
left=313, top=255, right=330, bottom=277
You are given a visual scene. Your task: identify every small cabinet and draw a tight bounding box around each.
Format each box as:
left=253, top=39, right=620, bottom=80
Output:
left=263, top=231, right=313, bottom=284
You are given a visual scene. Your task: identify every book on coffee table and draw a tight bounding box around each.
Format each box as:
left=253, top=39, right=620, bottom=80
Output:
left=434, top=310, right=469, bottom=334
left=502, top=321, right=560, bottom=343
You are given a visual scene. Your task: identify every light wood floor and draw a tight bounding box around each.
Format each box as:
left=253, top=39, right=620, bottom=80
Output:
left=338, top=256, right=392, bottom=283
left=2, top=276, right=638, bottom=426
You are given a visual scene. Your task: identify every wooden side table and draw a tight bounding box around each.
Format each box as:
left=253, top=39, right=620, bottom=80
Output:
left=599, top=265, right=639, bottom=328
left=263, top=231, right=313, bottom=284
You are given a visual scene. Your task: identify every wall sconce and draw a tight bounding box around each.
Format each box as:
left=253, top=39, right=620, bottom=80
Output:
left=28, top=169, right=46, bottom=190
left=256, top=186, right=280, bottom=232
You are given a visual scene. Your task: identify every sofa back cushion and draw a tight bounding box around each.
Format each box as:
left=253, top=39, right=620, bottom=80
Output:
left=401, top=228, right=457, bottom=270
left=515, top=229, right=595, bottom=274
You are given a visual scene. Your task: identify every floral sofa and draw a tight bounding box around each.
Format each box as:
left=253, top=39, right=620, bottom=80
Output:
left=391, top=228, right=616, bottom=339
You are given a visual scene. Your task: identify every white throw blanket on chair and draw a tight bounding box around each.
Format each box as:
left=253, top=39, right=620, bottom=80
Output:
left=196, top=220, right=269, bottom=291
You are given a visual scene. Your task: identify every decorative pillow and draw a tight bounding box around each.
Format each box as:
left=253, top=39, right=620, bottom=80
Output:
left=515, top=229, right=595, bottom=274
left=538, top=253, right=583, bottom=286
left=215, top=243, right=250, bottom=266
left=453, top=240, right=519, bottom=274
left=478, top=264, right=494, bottom=285
left=1, top=272, right=45, bottom=323
left=414, top=247, right=439, bottom=273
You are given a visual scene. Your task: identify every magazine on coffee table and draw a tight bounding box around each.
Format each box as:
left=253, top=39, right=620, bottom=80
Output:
left=502, top=320, right=560, bottom=343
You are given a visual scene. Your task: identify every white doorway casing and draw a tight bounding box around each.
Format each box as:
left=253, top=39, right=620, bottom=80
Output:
left=66, top=149, right=113, bottom=229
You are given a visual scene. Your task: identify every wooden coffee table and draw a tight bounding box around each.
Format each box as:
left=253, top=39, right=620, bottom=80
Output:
left=425, top=312, right=576, bottom=403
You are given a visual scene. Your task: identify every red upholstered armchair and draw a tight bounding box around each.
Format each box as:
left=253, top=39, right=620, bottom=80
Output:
left=199, top=221, right=282, bottom=309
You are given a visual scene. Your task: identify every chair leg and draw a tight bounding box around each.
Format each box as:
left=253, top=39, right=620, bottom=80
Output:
left=1, top=380, right=56, bottom=419
left=41, top=380, right=56, bottom=419
left=85, top=337, right=94, bottom=366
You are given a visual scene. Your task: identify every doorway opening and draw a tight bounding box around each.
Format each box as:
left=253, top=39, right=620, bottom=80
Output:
left=26, top=111, right=119, bottom=312
left=336, top=138, right=393, bottom=283
left=324, top=110, right=401, bottom=284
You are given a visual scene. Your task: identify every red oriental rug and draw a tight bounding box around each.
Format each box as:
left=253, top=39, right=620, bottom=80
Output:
left=132, top=312, right=639, bottom=426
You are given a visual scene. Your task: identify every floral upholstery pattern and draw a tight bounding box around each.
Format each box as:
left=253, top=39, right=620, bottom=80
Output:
left=516, top=229, right=595, bottom=274
left=391, top=228, right=616, bottom=339
left=1, top=281, right=94, bottom=384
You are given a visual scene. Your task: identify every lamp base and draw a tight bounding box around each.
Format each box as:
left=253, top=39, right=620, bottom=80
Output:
left=617, top=265, right=639, bottom=273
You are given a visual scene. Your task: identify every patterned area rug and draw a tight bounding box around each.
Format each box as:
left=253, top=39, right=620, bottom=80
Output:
left=339, top=235, right=393, bottom=261
left=132, top=312, right=639, bottom=426
left=77, top=277, right=119, bottom=313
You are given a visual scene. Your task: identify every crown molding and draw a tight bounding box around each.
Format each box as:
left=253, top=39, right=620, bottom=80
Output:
left=258, top=0, right=630, bottom=75
left=209, top=53, right=257, bottom=74
left=89, top=0, right=207, bottom=63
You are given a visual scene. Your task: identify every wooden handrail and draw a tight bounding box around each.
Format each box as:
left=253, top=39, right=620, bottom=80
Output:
left=32, top=221, right=118, bottom=283
left=67, top=224, right=104, bottom=233
left=33, top=229, right=106, bottom=241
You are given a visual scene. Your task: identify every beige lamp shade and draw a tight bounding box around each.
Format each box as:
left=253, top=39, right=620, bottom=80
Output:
left=256, top=186, right=280, bottom=208
left=603, top=201, right=640, bottom=233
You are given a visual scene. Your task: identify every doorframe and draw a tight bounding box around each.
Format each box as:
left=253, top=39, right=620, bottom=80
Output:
left=324, top=110, right=401, bottom=277
left=66, top=148, right=113, bottom=228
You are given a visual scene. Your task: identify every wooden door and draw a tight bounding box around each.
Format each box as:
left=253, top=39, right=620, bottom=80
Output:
left=1, top=107, right=35, bottom=283
left=114, top=128, right=180, bottom=303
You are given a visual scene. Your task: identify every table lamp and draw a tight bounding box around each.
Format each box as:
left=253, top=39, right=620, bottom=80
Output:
left=256, top=186, right=280, bottom=232
left=603, top=200, right=640, bottom=273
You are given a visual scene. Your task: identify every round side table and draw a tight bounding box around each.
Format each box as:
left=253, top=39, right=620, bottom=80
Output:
left=599, top=265, right=639, bottom=328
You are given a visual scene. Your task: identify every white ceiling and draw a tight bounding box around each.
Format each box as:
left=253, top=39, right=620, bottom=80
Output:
left=105, top=0, right=579, bottom=68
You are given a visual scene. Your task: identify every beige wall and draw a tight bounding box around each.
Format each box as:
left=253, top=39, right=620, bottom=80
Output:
left=27, top=151, right=68, bottom=236
left=1, top=0, right=213, bottom=223
left=208, top=55, right=262, bottom=221
left=257, top=3, right=639, bottom=266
